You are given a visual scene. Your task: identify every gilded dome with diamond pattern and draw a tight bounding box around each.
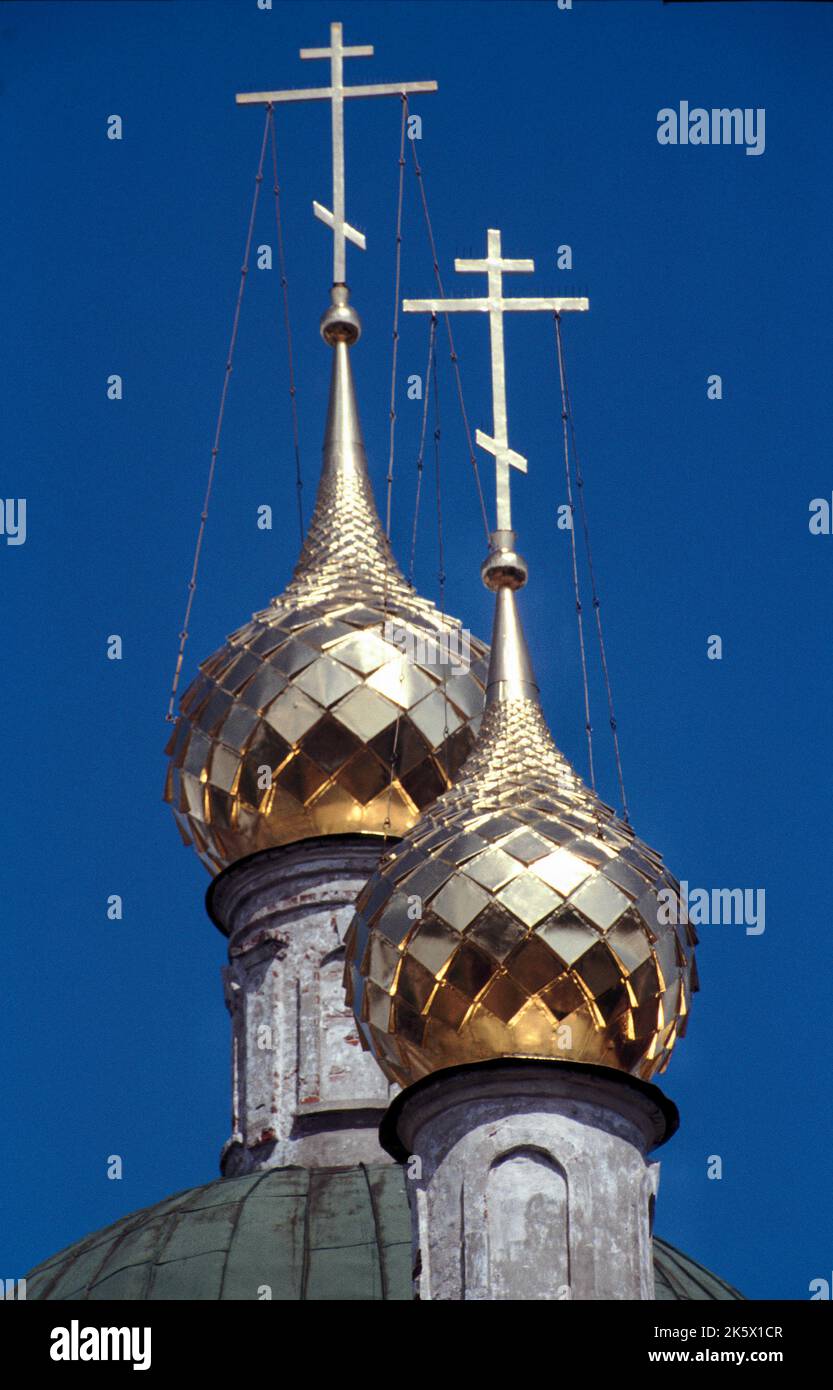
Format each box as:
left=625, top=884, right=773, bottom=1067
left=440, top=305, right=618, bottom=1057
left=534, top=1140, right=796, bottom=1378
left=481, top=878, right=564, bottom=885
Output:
left=344, top=539, right=698, bottom=1087
left=165, top=301, right=488, bottom=875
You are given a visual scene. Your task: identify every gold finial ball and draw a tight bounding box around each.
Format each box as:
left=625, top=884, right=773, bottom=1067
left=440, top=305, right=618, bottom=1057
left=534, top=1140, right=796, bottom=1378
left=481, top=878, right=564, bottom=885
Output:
left=164, top=596, right=489, bottom=875
left=344, top=727, right=698, bottom=1088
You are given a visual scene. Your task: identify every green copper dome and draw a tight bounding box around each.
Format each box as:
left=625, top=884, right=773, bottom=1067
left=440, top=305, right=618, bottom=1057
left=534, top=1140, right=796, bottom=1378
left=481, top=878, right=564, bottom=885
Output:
left=25, top=1165, right=743, bottom=1302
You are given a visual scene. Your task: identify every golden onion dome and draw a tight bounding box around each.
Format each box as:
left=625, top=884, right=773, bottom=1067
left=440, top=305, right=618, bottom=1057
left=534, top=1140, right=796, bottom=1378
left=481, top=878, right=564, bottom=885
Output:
left=164, top=289, right=489, bottom=875
left=344, top=533, right=698, bottom=1089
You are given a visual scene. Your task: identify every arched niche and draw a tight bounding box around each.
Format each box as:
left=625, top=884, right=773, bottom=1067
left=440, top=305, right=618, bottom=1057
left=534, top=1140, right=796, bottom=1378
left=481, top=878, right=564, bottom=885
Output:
left=486, top=1148, right=570, bottom=1300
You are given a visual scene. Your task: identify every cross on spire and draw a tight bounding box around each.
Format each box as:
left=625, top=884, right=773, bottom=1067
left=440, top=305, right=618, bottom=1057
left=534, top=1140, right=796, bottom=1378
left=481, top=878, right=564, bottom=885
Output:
left=236, top=21, right=437, bottom=285
left=403, top=229, right=589, bottom=531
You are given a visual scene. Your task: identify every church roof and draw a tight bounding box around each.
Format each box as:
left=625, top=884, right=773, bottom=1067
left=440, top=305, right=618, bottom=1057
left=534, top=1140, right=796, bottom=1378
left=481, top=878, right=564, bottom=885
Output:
left=25, top=1166, right=743, bottom=1302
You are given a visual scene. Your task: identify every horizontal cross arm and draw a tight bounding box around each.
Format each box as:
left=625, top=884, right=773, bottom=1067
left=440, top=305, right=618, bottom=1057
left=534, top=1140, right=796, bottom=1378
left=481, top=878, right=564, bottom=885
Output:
left=403, top=296, right=589, bottom=314
left=236, top=80, right=437, bottom=106
left=342, top=80, right=437, bottom=98
left=403, top=297, right=491, bottom=314
left=455, top=257, right=535, bottom=274
left=236, top=86, right=333, bottom=105
left=300, top=45, right=374, bottom=59
left=502, top=296, right=590, bottom=312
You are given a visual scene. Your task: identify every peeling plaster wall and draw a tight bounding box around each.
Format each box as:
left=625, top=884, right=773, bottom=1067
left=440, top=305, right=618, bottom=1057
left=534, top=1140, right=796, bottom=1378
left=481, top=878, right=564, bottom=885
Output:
left=211, top=839, right=397, bottom=1173
left=396, top=1065, right=661, bottom=1301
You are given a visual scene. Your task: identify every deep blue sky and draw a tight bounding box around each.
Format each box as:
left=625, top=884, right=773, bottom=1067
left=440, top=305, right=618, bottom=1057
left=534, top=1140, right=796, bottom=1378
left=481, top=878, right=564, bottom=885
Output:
left=2, top=0, right=831, bottom=1300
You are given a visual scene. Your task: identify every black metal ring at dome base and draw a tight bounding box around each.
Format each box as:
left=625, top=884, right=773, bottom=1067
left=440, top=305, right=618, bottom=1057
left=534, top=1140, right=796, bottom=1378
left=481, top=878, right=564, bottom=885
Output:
left=379, top=1056, right=679, bottom=1163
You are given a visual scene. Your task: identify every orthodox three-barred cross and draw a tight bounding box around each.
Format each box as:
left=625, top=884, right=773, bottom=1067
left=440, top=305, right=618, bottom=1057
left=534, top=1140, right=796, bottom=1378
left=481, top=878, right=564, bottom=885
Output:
left=404, top=230, right=589, bottom=531
left=236, top=21, right=437, bottom=284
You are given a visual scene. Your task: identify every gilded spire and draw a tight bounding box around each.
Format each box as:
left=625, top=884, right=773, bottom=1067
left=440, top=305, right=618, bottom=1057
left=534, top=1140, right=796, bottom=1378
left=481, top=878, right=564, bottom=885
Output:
left=283, top=286, right=413, bottom=608
left=480, top=530, right=537, bottom=706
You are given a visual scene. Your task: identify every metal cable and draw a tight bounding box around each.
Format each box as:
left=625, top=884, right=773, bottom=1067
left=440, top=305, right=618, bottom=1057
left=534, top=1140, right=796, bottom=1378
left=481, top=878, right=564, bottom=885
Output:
left=431, top=321, right=453, bottom=758
left=554, top=312, right=630, bottom=821
left=268, top=108, right=304, bottom=546
left=554, top=316, right=595, bottom=791
left=385, top=97, right=408, bottom=539
left=432, top=322, right=446, bottom=613
left=408, top=314, right=437, bottom=586
left=165, top=111, right=271, bottom=722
